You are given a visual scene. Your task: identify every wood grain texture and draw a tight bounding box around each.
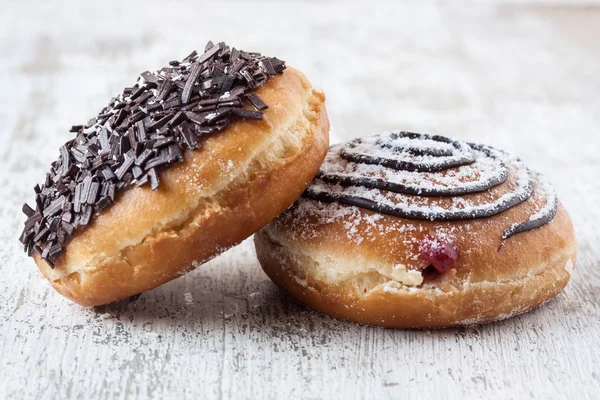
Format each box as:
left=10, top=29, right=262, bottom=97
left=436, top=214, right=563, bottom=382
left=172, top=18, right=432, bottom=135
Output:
left=1, top=1, right=599, bottom=399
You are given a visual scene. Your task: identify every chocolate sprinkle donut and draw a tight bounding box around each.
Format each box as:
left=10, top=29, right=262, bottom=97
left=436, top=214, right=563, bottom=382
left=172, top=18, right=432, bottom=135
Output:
left=303, top=132, right=558, bottom=244
left=19, top=41, right=286, bottom=267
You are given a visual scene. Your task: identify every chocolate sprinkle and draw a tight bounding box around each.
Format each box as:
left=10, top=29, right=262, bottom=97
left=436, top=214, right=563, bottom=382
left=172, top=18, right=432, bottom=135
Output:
left=245, top=93, right=268, bottom=111
left=20, top=41, right=286, bottom=266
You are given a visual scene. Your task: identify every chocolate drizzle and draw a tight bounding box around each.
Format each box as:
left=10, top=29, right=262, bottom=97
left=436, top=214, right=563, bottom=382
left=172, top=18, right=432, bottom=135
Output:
left=501, top=177, right=558, bottom=243
left=19, top=41, right=286, bottom=267
left=304, top=132, right=558, bottom=244
left=318, top=142, right=510, bottom=197
left=341, top=133, right=476, bottom=172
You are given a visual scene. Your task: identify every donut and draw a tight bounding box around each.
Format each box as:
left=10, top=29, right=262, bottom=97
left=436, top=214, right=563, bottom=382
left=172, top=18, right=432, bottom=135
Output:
left=255, top=132, right=577, bottom=328
left=19, top=41, right=330, bottom=306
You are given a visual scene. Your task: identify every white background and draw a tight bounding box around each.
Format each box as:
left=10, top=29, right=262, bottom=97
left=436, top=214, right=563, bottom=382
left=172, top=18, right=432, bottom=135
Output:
left=1, top=1, right=599, bottom=399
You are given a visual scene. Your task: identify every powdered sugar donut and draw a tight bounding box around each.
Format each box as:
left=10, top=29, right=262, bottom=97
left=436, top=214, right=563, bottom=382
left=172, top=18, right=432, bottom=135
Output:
left=255, top=132, right=577, bottom=328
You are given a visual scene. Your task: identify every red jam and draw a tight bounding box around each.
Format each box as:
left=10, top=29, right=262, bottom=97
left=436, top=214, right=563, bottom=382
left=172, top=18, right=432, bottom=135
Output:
left=419, top=232, right=459, bottom=272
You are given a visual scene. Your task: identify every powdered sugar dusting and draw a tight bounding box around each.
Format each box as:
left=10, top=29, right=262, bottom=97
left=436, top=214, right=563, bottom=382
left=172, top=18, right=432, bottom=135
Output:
left=342, top=132, right=476, bottom=171
left=320, top=142, right=508, bottom=196
left=304, top=132, right=557, bottom=242
left=528, top=175, right=557, bottom=222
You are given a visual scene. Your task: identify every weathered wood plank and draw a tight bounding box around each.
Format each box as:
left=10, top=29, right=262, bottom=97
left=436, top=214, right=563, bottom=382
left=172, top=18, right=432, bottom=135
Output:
left=1, top=1, right=599, bottom=399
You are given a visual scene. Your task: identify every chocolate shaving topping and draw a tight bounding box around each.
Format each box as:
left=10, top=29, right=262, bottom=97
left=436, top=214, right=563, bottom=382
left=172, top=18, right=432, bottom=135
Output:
left=22, top=204, right=35, bottom=218
left=245, top=93, right=268, bottom=111
left=20, top=41, right=286, bottom=267
left=232, top=109, right=263, bottom=120
left=182, top=62, right=204, bottom=104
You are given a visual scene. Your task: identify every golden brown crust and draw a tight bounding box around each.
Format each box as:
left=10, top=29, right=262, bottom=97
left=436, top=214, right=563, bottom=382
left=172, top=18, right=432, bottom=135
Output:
left=35, top=67, right=330, bottom=306
left=255, top=192, right=578, bottom=328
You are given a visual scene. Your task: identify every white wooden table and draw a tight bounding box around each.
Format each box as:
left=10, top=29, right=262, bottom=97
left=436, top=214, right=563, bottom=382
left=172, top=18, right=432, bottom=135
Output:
left=1, top=1, right=599, bottom=399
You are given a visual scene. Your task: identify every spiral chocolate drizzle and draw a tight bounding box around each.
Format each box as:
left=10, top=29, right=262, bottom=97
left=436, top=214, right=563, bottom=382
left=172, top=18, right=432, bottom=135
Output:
left=342, top=132, right=476, bottom=172
left=304, top=132, right=558, bottom=243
